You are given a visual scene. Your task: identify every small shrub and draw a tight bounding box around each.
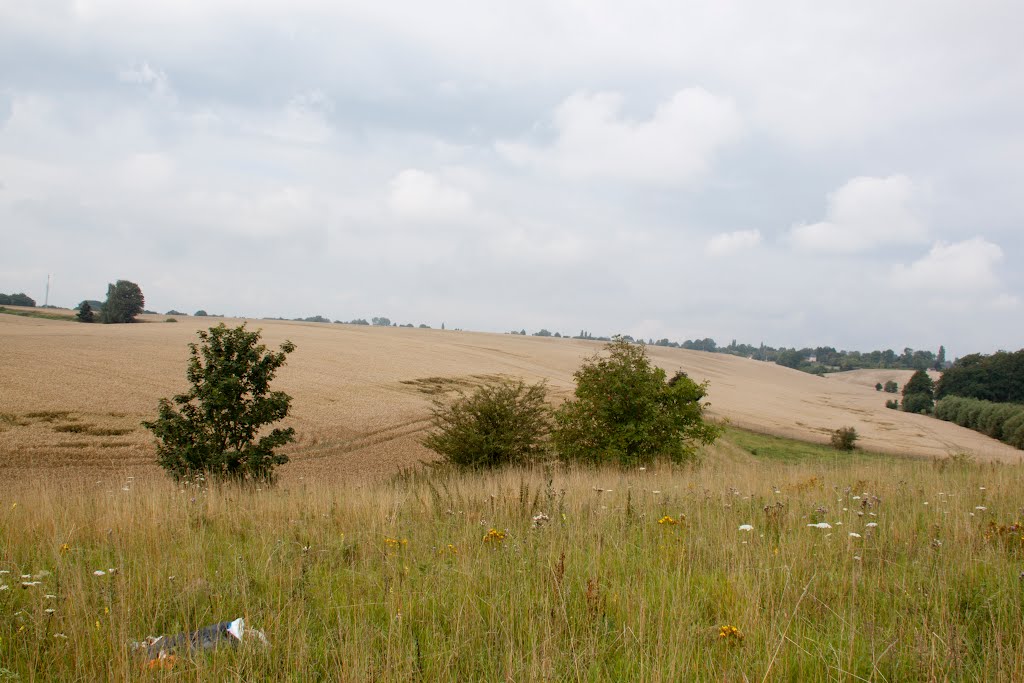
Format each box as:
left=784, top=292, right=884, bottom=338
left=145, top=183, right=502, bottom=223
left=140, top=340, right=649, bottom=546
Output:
left=901, top=392, right=933, bottom=414
left=883, top=381, right=898, bottom=393
left=875, top=382, right=883, bottom=391
left=885, top=399, right=899, bottom=410
left=423, top=380, right=551, bottom=469
left=831, top=426, right=858, bottom=451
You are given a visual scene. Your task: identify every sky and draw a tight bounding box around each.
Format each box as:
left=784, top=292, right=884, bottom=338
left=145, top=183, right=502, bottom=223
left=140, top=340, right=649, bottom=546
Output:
left=1, top=1, right=1022, bottom=358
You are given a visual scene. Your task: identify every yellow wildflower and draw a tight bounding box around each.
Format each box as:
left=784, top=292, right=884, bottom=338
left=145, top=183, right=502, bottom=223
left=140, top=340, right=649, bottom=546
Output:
left=718, top=624, right=743, bottom=641
left=483, top=528, right=506, bottom=544
left=658, top=515, right=680, bottom=526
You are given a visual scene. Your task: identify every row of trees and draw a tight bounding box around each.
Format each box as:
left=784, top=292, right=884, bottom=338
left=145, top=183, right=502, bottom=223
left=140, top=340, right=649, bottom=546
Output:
left=933, top=396, right=1024, bottom=450
left=0, top=292, right=36, bottom=306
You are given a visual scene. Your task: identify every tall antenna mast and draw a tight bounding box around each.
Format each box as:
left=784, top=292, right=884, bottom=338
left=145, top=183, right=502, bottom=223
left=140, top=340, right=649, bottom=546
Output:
left=44, top=273, right=51, bottom=307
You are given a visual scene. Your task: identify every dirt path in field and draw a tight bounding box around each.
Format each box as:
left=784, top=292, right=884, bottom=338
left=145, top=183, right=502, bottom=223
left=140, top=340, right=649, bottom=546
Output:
left=1, top=313, right=1019, bottom=480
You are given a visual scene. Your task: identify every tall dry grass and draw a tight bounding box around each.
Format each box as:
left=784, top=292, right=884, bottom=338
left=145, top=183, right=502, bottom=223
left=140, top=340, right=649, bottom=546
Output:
left=2, top=431, right=1022, bottom=681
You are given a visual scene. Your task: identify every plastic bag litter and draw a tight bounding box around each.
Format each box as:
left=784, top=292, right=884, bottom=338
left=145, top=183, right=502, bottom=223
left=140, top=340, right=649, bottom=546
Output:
left=131, top=617, right=269, bottom=667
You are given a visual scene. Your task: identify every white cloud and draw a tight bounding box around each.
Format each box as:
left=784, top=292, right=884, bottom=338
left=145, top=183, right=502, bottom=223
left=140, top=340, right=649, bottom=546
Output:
left=497, top=88, right=742, bottom=186
left=891, top=238, right=1004, bottom=292
left=706, top=229, right=761, bottom=255
left=789, top=175, right=925, bottom=253
left=117, top=62, right=175, bottom=102
left=388, top=169, right=472, bottom=220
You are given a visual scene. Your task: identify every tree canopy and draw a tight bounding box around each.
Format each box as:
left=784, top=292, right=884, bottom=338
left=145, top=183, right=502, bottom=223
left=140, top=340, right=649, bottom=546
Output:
left=143, top=323, right=296, bottom=482
left=100, top=280, right=145, bottom=323
left=553, top=338, right=720, bottom=466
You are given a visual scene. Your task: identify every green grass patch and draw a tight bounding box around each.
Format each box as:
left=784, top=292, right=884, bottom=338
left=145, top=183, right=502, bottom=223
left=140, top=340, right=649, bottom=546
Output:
left=0, top=306, right=76, bottom=321
left=723, top=425, right=896, bottom=464
left=1, top=435, right=1020, bottom=680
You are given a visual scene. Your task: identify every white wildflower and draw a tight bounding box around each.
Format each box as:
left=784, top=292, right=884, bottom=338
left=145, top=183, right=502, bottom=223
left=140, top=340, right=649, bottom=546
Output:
left=865, top=522, right=878, bottom=528
left=807, top=522, right=832, bottom=529
left=849, top=532, right=862, bottom=538
left=738, top=524, right=754, bottom=532
left=975, top=506, right=987, bottom=511
left=93, top=570, right=106, bottom=577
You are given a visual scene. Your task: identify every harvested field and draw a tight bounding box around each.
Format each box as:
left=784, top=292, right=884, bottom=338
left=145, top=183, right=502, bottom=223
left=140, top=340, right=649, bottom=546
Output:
left=1, top=312, right=1020, bottom=481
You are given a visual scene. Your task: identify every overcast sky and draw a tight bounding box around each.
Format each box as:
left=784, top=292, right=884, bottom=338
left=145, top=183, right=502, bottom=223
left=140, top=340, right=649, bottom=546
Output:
left=2, top=1, right=1022, bottom=358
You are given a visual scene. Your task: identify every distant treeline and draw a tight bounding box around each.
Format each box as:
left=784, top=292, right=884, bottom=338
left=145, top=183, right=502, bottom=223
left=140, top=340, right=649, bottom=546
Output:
left=935, top=349, right=1024, bottom=403
left=0, top=292, right=36, bottom=306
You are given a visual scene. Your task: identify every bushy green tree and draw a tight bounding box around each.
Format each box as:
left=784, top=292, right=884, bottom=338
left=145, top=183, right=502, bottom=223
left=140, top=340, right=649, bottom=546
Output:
left=883, top=380, right=899, bottom=394
left=143, top=324, right=296, bottom=482
left=76, top=301, right=95, bottom=323
left=423, top=380, right=551, bottom=469
left=100, top=280, right=145, bottom=323
left=901, top=370, right=934, bottom=413
left=553, top=338, right=720, bottom=467
left=901, top=392, right=933, bottom=414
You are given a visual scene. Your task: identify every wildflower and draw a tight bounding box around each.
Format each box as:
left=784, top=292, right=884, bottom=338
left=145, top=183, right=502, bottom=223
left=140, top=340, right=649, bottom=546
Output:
left=718, top=624, right=743, bottom=641
left=975, top=506, right=987, bottom=511
left=21, top=581, right=41, bottom=588
left=931, top=539, right=942, bottom=548
left=849, top=532, right=862, bottom=538
left=45, top=608, right=55, bottom=615
left=93, top=570, right=106, bottom=577
left=54, top=633, right=67, bottom=639
left=0, top=585, right=8, bottom=591
left=807, top=522, right=832, bottom=529
left=738, top=524, right=754, bottom=532
left=853, top=555, right=861, bottom=561
left=865, top=522, right=878, bottom=528
left=59, top=543, right=70, bottom=555
left=531, top=512, right=550, bottom=529
left=658, top=515, right=680, bottom=526
left=44, top=594, right=56, bottom=599
left=383, top=537, right=408, bottom=548
left=483, top=528, right=506, bottom=544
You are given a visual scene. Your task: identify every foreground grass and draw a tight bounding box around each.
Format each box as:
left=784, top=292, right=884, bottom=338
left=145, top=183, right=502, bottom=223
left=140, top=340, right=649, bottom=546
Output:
left=1, top=434, right=1023, bottom=681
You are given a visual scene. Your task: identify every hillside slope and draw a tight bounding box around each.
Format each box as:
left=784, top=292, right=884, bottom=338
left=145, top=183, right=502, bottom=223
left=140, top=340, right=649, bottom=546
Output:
left=1, top=313, right=1019, bottom=480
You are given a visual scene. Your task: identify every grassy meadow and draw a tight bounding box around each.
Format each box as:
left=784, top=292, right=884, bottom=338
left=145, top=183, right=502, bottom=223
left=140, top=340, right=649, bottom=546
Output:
left=2, top=430, right=1023, bottom=681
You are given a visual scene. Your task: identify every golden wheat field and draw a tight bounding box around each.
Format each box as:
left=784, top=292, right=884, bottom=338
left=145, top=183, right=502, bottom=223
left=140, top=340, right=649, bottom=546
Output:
left=1, top=310, right=1019, bottom=482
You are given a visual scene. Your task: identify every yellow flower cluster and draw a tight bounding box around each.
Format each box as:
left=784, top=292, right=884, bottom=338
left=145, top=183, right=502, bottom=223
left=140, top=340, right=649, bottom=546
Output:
left=657, top=515, right=680, bottom=526
left=383, top=537, right=408, bottom=547
left=718, top=624, right=743, bottom=641
left=483, top=528, right=506, bottom=544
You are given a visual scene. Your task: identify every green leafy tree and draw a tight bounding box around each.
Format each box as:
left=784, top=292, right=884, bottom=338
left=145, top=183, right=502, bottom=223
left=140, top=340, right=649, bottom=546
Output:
left=76, top=301, right=95, bottom=323
left=143, top=324, right=296, bottom=482
left=100, top=280, right=145, bottom=323
left=423, top=380, right=551, bottom=469
left=901, top=369, right=934, bottom=413
left=883, top=380, right=899, bottom=394
left=553, top=338, right=720, bottom=467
